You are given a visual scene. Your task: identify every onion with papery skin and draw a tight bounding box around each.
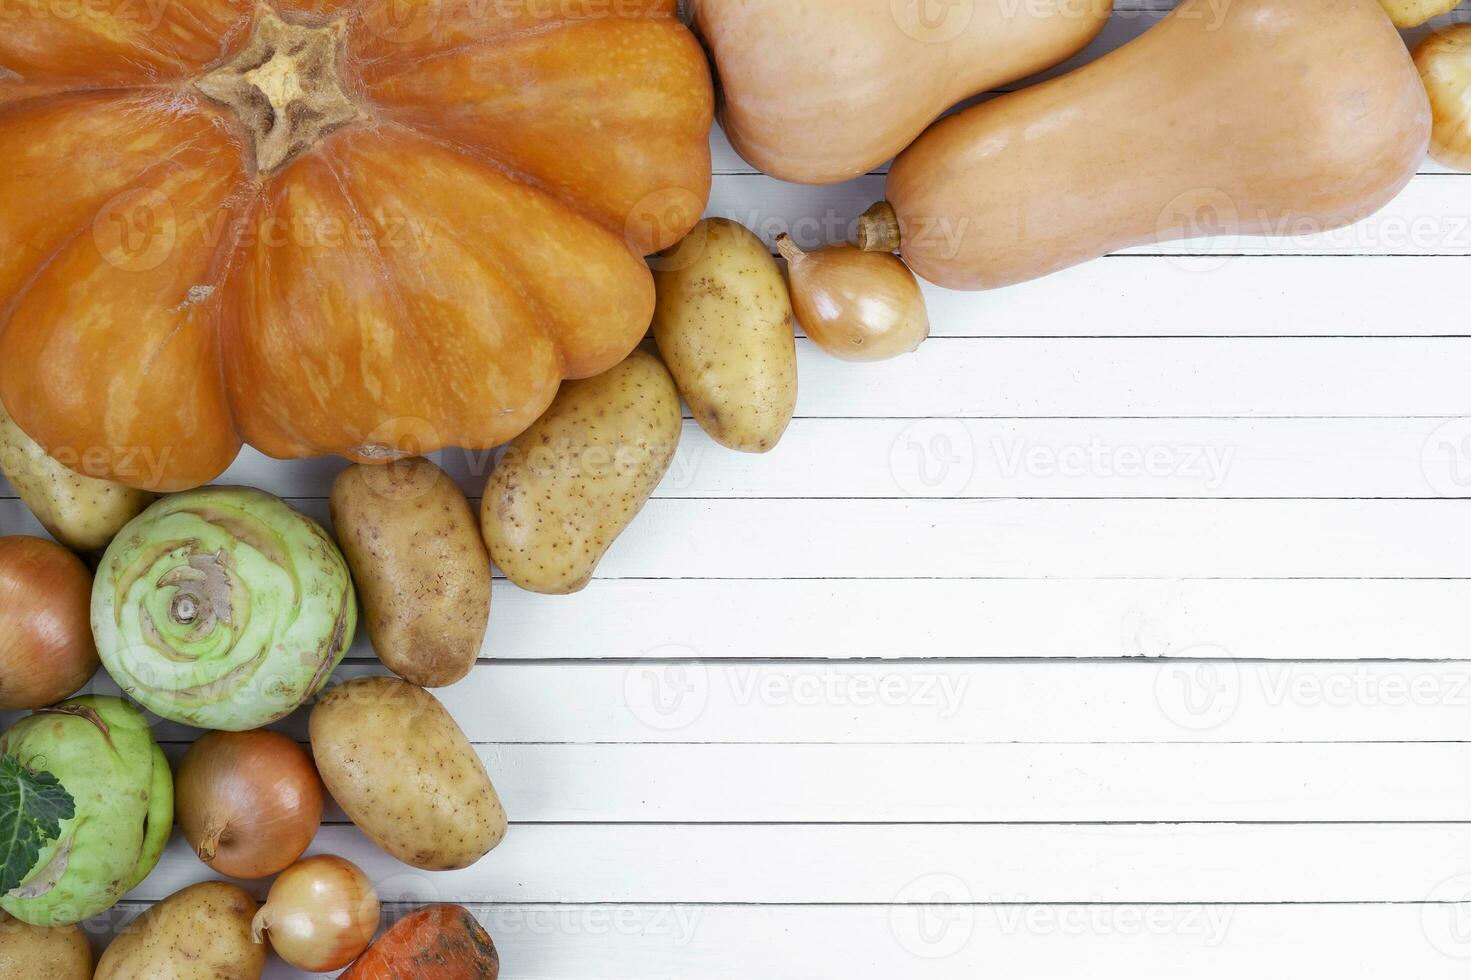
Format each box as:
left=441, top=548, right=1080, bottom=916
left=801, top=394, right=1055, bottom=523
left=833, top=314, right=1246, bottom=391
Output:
left=91, top=486, right=356, bottom=731
left=176, top=731, right=324, bottom=880
left=1416, top=26, right=1471, bottom=172
left=0, top=536, right=98, bottom=710
left=253, top=855, right=379, bottom=972
left=776, top=235, right=930, bottom=363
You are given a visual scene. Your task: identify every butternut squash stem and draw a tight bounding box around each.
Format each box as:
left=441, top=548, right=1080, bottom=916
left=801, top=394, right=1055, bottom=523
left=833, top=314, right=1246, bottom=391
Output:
left=857, top=202, right=902, bottom=252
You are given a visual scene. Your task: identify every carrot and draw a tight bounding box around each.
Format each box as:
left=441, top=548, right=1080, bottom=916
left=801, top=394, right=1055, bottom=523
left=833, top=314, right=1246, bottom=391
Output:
left=339, top=905, right=499, bottom=980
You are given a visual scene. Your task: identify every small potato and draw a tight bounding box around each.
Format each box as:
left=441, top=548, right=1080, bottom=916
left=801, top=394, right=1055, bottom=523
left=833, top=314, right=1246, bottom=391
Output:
left=94, top=882, right=263, bottom=980
left=0, top=912, right=91, bottom=978
left=332, top=457, right=491, bottom=687
left=481, top=349, right=681, bottom=595
left=653, top=218, right=798, bottom=453
left=311, top=676, right=507, bottom=870
left=0, top=402, right=152, bottom=552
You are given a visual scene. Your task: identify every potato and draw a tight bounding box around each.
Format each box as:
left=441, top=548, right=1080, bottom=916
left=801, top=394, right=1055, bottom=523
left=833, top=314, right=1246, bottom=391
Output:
left=331, top=457, right=491, bottom=687
left=94, top=882, right=263, bottom=980
left=653, top=217, right=798, bottom=453
left=0, top=912, right=91, bottom=978
left=311, top=676, right=507, bottom=870
left=1378, top=0, right=1461, bottom=28
left=0, top=401, right=152, bottom=552
left=480, top=349, right=681, bottom=595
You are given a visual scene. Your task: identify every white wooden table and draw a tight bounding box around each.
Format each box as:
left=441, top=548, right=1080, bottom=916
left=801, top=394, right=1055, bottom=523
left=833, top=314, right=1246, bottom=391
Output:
left=6, top=2, right=1471, bottom=976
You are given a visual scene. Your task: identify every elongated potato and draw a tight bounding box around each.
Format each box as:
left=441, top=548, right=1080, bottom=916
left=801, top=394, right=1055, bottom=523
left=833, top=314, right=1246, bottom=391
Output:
left=94, top=882, right=263, bottom=980
left=0, top=402, right=152, bottom=552
left=0, top=912, right=91, bottom=978
left=653, top=218, right=797, bottom=453
left=481, top=349, right=681, bottom=595
left=311, top=676, right=507, bottom=870
left=332, top=457, right=491, bottom=687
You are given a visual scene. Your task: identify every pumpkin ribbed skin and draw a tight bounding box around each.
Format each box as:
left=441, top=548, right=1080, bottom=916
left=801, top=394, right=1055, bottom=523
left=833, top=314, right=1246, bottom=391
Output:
left=0, top=0, right=712, bottom=491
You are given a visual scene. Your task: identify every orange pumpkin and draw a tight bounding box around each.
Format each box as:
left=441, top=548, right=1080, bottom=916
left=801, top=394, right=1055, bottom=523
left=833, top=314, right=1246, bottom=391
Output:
left=0, top=0, right=712, bottom=491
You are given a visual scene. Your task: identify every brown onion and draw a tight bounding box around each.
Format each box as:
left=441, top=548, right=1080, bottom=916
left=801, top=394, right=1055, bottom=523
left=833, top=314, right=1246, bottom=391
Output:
left=1416, top=26, right=1471, bottom=173
left=253, top=854, right=380, bottom=971
left=176, top=730, right=325, bottom=879
left=777, top=234, right=930, bottom=362
left=0, top=535, right=98, bottom=709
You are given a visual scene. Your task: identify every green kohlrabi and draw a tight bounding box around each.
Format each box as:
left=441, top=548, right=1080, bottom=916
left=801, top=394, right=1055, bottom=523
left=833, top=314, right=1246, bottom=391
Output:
left=0, top=696, right=172, bottom=926
left=92, top=486, right=357, bottom=731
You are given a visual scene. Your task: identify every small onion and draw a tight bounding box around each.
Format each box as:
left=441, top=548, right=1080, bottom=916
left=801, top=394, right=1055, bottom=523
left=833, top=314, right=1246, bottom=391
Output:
left=176, top=730, right=325, bottom=879
left=777, top=233, right=930, bottom=362
left=0, top=536, right=98, bottom=709
left=253, top=855, right=380, bottom=972
left=1416, top=25, right=1471, bottom=172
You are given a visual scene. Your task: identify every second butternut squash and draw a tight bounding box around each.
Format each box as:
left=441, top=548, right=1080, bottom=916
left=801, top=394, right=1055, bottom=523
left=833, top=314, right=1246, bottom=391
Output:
left=868, top=0, right=1431, bottom=290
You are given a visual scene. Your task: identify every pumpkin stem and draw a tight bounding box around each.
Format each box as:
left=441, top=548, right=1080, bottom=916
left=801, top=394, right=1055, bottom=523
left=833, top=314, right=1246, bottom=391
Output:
left=857, top=202, right=903, bottom=253
left=194, top=11, right=362, bottom=174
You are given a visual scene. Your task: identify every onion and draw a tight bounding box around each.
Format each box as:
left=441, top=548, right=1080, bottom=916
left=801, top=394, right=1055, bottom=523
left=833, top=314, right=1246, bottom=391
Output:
left=253, top=854, right=380, bottom=971
left=1415, top=26, right=1471, bottom=173
left=0, top=536, right=98, bottom=709
left=176, top=730, right=325, bottom=879
left=777, top=233, right=930, bottom=362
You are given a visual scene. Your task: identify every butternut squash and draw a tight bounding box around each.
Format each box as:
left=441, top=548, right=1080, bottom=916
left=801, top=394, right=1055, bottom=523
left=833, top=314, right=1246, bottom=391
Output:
left=688, top=0, right=1111, bottom=184
left=868, top=0, right=1431, bottom=290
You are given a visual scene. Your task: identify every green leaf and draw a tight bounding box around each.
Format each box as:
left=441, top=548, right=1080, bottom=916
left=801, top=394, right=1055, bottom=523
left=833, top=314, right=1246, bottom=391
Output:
left=0, top=755, right=75, bottom=895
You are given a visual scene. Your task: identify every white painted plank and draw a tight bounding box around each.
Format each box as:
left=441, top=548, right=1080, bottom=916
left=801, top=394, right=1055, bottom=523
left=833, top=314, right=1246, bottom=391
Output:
left=470, top=742, right=1471, bottom=823
left=523, top=498, right=1471, bottom=579
left=131, top=822, right=1471, bottom=904
left=109, top=660, right=1471, bottom=745
left=774, top=339, right=1471, bottom=419
left=911, top=256, right=1471, bottom=338
left=431, top=661, right=1471, bottom=745
left=193, top=418, right=1468, bottom=501
left=419, top=578, right=1471, bottom=662
left=14, top=415, right=1471, bottom=509
left=16, top=498, right=1471, bottom=578
left=168, top=742, right=1469, bottom=824
left=78, top=903, right=1455, bottom=980
left=2, top=341, right=1468, bottom=441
